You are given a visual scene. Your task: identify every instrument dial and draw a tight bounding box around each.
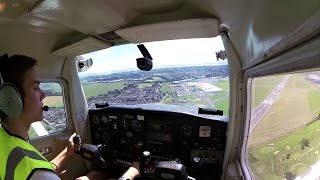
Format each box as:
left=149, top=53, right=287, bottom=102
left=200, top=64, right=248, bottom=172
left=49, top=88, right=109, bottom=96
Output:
left=101, top=116, right=108, bottom=125
left=92, top=115, right=99, bottom=124
left=180, top=123, right=192, bottom=137
left=131, top=120, right=142, bottom=132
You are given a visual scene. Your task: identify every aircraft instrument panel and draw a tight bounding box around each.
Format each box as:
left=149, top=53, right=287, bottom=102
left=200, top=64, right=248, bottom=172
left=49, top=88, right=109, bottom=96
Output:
left=88, top=105, right=228, bottom=179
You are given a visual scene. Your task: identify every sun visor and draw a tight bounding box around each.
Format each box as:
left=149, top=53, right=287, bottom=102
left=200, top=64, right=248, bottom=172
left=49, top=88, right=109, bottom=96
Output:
left=52, top=37, right=111, bottom=57
left=115, top=18, right=219, bottom=43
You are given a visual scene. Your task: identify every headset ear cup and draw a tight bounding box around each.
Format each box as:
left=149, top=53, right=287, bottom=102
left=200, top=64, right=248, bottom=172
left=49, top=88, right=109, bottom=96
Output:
left=0, top=84, right=23, bottom=119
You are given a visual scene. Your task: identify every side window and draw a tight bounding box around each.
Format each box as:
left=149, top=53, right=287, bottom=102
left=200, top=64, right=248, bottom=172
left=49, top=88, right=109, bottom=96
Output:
left=28, top=82, right=67, bottom=139
left=247, top=71, right=320, bottom=180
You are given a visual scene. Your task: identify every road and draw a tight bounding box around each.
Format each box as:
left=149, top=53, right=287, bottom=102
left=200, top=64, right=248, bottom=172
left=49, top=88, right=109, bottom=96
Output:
left=249, top=75, right=291, bottom=132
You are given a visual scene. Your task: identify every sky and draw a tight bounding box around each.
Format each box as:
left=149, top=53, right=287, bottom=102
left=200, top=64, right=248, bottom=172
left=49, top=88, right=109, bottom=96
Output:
left=80, top=37, right=226, bottom=75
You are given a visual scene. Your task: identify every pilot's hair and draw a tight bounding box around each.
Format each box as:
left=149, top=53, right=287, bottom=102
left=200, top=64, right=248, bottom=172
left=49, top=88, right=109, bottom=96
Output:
left=0, top=54, right=37, bottom=97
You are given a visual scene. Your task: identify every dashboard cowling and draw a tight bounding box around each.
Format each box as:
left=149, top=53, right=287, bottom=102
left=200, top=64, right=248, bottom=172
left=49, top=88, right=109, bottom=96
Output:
left=88, top=105, right=228, bottom=179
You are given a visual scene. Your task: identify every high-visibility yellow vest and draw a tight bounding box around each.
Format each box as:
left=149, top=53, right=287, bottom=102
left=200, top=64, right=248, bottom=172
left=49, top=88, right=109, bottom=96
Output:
left=0, top=125, right=55, bottom=180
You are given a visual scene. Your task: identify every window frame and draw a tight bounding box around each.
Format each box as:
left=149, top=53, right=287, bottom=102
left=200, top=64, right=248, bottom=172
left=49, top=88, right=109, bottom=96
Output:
left=241, top=36, right=320, bottom=179
left=29, top=77, right=73, bottom=139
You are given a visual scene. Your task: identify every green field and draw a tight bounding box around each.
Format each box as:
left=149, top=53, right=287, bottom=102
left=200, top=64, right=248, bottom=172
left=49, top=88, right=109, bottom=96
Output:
left=178, top=95, right=194, bottom=101
left=248, top=73, right=320, bottom=179
left=158, top=79, right=230, bottom=114
left=163, top=94, right=173, bottom=103
left=248, top=121, right=320, bottom=180
left=190, top=99, right=208, bottom=106
left=40, top=83, right=62, bottom=94
left=83, top=82, right=127, bottom=98
left=43, top=96, right=64, bottom=107
left=210, top=91, right=228, bottom=101
left=160, top=83, right=174, bottom=104
left=215, top=97, right=229, bottom=114
left=138, top=83, right=153, bottom=88
left=211, top=80, right=229, bottom=114
left=152, top=77, right=164, bottom=81
left=215, top=79, right=229, bottom=90
left=249, top=74, right=317, bottom=145
left=252, top=75, right=284, bottom=109
left=308, top=91, right=320, bottom=112
left=42, top=82, right=127, bottom=106
left=159, top=83, right=172, bottom=94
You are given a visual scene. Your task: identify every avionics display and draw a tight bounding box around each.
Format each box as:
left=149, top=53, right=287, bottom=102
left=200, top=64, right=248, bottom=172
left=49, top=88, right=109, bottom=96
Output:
left=145, top=122, right=172, bottom=142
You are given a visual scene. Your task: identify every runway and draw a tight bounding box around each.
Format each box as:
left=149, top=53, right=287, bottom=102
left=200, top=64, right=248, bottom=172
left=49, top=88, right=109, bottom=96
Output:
left=249, top=75, right=291, bottom=132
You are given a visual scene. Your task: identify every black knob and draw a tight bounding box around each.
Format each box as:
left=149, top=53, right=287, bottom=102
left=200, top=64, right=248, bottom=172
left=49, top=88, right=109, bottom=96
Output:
left=140, top=151, right=151, bottom=175
left=73, top=135, right=81, bottom=152
left=73, top=135, right=81, bottom=144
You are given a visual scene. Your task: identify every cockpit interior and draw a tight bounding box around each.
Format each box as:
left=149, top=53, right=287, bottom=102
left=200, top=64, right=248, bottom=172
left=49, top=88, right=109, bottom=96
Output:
left=0, top=0, right=319, bottom=179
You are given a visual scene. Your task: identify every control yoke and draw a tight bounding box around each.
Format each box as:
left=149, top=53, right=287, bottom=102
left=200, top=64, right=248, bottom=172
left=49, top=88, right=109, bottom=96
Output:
left=73, top=135, right=107, bottom=167
left=73, top=135, right=195, bottom=179
left=140, top=151, right=196, bottom=180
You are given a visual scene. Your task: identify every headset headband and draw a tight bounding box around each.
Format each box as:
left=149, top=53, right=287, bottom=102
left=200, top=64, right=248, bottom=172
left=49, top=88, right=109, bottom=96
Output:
left=0, top=54, right=9, bottom=87
left=0, top=72, right=3, bottom=87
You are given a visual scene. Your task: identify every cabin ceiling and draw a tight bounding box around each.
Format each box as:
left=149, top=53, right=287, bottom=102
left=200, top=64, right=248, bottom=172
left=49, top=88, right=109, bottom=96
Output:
left=0, top=0, right=319, bottom=74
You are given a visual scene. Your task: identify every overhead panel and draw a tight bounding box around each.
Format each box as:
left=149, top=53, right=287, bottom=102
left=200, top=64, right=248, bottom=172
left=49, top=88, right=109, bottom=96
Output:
left=115, top=18, right=219, bottom=43
left=52, top=37, right=111, bottom=57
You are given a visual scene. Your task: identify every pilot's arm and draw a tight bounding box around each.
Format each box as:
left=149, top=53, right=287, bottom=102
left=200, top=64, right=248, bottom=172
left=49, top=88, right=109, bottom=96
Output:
left=29, top=170, right=61, bottom=180
left=50, top=133, right=80, bottom=172
left=30, top=133, right=79, bottom=180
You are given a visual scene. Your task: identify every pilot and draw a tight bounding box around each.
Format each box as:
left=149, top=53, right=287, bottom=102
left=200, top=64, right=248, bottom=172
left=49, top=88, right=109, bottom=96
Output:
left=0, top=54, right=139, bottom=180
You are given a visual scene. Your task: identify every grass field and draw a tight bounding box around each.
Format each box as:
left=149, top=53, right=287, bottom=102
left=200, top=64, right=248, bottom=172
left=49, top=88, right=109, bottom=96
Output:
left=308, top=90, right=320, bottom=112
left=249, top=74, right=317, bottom=145
left=211, top=80, right=229, bottom=114
left=190, top=99, right=208, bottom=106
left=158, top=79, right=230, bottom=113
left=215, top=98, right=229, bottom=115
left=215, top=79, right=229, bottom=90
left=252, top=75, right=284, bottom=109
left=138, top=83, right=153, bottom=88
left=83, top=81, right=127, bottom=98
left=152, top=77, right=164, bottom=81
left=248, top=121, right=320, bottom=180
left=40, top=83, right=62, bottom=94
left=159, top=83, right=174, bottom=104
left=42, top=82, right=127, bottom=106
left=43, top=96, right=64, bottom=107
left=209, top=91, right=228, bottom=101
left=163, top=94, right=173, bottom=103
left=178, top=95, right=194, bottom=101
left=159, top=83, right=172, bottom=94
left=248, top=73, right=320, bottom=179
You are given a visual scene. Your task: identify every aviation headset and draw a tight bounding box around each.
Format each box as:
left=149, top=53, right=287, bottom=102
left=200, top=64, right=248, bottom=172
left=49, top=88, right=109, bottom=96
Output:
left=0, top=54, right=23, bottom=119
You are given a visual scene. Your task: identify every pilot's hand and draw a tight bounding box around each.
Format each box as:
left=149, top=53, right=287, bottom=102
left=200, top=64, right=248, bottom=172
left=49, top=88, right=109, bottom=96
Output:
left=132, top=161, right=140, bottom=173
left=120, top=162, right=140, bottom=180
left=75, top=171, right=108, bottom=180
left=67, top=133, right=81, bottom=157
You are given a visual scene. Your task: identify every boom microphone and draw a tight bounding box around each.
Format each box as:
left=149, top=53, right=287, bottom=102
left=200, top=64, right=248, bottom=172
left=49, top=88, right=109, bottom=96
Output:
left=43, top=106, right=49, bottom=111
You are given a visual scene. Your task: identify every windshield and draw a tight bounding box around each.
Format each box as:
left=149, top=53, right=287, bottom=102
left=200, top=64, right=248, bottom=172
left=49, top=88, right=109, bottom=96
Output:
left=79, top=37, right=229, bottom=115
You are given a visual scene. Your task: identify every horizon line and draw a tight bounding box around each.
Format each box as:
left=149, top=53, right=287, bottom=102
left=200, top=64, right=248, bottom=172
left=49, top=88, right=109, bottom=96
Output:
left=79, top=62, right=228, bottom=77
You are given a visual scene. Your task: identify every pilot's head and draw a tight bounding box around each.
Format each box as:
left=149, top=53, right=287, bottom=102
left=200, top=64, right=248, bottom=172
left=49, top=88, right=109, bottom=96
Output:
left=0, top=54, right=46, bottom=125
